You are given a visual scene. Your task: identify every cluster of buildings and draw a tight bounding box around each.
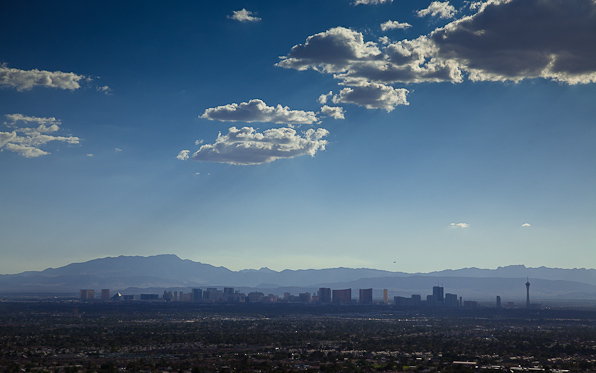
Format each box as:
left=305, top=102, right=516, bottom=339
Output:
left=79, top=287, right=382, bottom=304
left=79, top=286, right=459, bottom=307
left=393, top=285, right=476, bottom=308
left=80, top=281, right=534, bottom=309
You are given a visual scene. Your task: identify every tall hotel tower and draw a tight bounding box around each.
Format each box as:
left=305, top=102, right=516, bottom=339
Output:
left=526, top=278, right=531, bottom=308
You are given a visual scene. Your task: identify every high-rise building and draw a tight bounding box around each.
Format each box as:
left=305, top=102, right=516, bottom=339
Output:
left=192, top=288, right=203, bottom=302
left=526, top=278, right=531, bottom=308
left=101, top=289, right=110, bottom=300
left=433, top=286, right=444, bottom=303
left=383, top=289, right=388, bottom=304
left=411, top=294, right=421, bottom=306
left=318, top=288, right=332, bottom=303
left=298, top=292, right=311, bottom=303
left=445, top=293, right=458, bottom=307
left=359, top=288, right=373, bottom=304
left=394, top=296, right=413, bottom=307
left=80, top=289, right=95, bottom=300
left=496, top=295, right=501, bottom=308
left=332, top=289, right=351, bottom=304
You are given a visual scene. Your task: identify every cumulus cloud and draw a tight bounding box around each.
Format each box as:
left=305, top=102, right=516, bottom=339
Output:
left=378, top=36, right=391, bottom=45
left=278, top=0, right=596, bottom=101
left=1, top=114, right=80, bottom=157
left=353, top=0, right=392, bottom=4
left=228, top=9, right=261, bottom=22
left=177, top=150, right=190, bottom=160
left=0, top=64, right=86, bottom=91
left=450, top=222, right=469, bottom=228
left=521, top=223, right=531, bottom=227
left=318, top=91, right=333, bottom=104
left=429, top=0, right=596, bottom=84
left=380, top=20, right=412, bottom=31
left=276, top=27, right=382, bottom=73
left=319, top=105, right=345, bottom=119
left=332, top=82, right=409, bottom=111
left=186, top=126, right=329, bottom=165
left=200, top=99, right=319, bottom=125
left=416, top=1, right=457, bottom=19
left=277, top=27, right=463, bottom=88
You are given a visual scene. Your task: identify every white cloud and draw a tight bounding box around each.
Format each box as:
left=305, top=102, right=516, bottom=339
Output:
left=380, top=20, right=412, bottom=31
left=188, top=126, right=329, bottom=165
left=429, top=0, right=596, bottom=84
left=318, top=91, right=333, bottom=104
left=228, top=9, right=261, bottom=22
left=86, top=153, right=94, bottom=157
left=521, top=223, right=531, bottom=227
left=0, top=131, right=17, bottom=147
left=378, top=36, right=391, bottom=45
left=96, top=85, right=112, bottom=95
left=319, top=105, right=345, bottom=119
left=200, top=99, right=319, bottom=125
left=0, top=64, right=86, bottom=91
left=416, top=1, right=457, bottom=19
left=195, top=139, right=204, bottom=146
left=450, top=222, right=469, bottom=228
left=3, top=143, right=50, bottom=158
left=277, top=27, right=463, bottom=88
left=278, top=0, right=596, bottom=92
left=353, top=0, right=392, bottom=4
left=177, top=150, right=190, bottom=160
left=4, top=113, right=60, bottom=126
left=1, top=114, right=80, bottom=158
left=332, top=82, right=409, bottom=111
left=115, top=148, right=122, bottom=152
left=276, top=27, right=382, bottom=73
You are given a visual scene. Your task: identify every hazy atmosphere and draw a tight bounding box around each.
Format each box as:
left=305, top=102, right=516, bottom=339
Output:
left=1, top=0, right=595, bottom=275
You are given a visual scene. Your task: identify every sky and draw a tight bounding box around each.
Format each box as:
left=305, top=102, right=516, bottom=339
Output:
left=1, top=0, right=595, bottom=275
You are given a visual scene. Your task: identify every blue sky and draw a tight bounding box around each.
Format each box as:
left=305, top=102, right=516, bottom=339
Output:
left=1, top=0, right=595, bottom=274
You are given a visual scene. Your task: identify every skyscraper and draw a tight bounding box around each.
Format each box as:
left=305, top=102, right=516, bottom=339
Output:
left=101, top=289, right=110, bottom=300
left=192, top=288, right=203, bottom=302
left=80, top=289, right=95, bottom=300
left=359, top=288, right=373, bottom=304
left=526, top=278, right=531, bottom=308
left=332, top=289, right=351, bottom=304
left=318, top=288, right=332, bottom=303
left=433, top=286, right=444, bottom=303
left=445, top=293, right=458, bottom=307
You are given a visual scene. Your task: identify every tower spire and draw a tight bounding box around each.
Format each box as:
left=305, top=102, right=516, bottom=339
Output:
left=525, top=277, right=531, bottom=308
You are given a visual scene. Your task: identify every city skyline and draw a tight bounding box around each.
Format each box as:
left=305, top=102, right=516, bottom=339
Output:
left=1, top=0, right=595, bottom=275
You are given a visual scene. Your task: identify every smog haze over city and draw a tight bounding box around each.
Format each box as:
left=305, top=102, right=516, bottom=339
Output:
left=1, top=0, right=595, bottom=276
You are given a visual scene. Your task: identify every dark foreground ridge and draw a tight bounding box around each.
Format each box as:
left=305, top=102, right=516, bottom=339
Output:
left=2, top=300, right=596, bottom=372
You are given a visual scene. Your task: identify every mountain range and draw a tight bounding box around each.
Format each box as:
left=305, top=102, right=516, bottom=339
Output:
left=1, top=254, right=595, bottom=302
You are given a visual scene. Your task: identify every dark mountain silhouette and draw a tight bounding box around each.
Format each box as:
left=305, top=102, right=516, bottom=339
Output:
left=0, top=254, right=595, bottom=300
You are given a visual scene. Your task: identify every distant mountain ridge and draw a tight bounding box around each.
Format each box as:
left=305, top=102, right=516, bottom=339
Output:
left=421, top=265, right=596, bottom=285
left=1, top=255, right=595, bottom=301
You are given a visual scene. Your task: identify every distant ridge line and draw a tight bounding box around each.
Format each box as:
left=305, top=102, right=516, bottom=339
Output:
left=0, top=255, right=595, bottom=299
